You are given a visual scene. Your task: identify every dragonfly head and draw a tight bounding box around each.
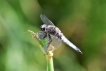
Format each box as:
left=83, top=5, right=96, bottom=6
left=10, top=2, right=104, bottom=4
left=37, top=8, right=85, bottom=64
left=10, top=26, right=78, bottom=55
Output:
left=40, top=24, right=47, bottom=31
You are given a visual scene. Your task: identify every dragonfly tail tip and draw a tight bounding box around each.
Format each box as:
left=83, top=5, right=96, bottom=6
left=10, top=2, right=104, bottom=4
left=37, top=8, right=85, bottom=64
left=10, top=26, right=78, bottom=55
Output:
left=76, top=49, right=83, bottom=54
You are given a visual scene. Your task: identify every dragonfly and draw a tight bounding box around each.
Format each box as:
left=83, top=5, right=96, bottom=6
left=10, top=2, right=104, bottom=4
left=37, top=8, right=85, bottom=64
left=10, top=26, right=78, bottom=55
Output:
left=38, top=14, right=82, bottom=54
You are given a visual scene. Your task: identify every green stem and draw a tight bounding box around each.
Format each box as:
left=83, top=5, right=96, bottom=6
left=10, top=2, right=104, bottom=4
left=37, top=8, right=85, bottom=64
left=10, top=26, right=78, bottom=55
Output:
left=46, top=55, right=54, bottom=71
left=28, top=30, right=54, bottom=71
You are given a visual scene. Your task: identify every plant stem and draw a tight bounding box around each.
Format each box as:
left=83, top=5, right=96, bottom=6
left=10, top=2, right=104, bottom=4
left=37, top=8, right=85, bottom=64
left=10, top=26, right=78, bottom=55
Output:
left=28, top=30, right=54, bottom=71
left=46, top=52, right=54, bottom=71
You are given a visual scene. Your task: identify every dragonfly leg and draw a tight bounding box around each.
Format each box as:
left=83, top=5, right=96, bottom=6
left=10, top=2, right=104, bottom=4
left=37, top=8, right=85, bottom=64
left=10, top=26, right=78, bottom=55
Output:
left=42, top=32, right=47, bottom=39
left=43, top=34, right=52, bottom=53
left=48, top=34, right=52, bottom=43
left=44, top=42, right=50, bottom=53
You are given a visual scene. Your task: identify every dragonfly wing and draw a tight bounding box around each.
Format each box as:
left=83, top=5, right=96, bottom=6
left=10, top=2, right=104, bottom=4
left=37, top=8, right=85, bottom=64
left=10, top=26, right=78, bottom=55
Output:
left=40, top=14, right=54, bottom=25
left=50, top=35, right=62, bottom=49
left=37, top=31, right=47, bottom=40
left=61, top=35, right=82, bottom=54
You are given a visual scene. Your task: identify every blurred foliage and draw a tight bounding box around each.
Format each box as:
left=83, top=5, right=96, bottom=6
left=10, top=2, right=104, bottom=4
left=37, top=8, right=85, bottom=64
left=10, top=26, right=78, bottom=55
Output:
left=0, top=0, right=106, bottom=71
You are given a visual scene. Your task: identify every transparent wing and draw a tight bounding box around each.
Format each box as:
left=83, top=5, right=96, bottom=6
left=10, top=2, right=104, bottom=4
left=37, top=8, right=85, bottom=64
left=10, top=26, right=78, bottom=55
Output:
left=61, top=35, right=82, bottom=54
left=50, top=35, right=62, bottom=49
left=40, top=14, right=54, bottom=25
left=37, top=31, right=47, bottom=40
left=36, top=31, right=62, bottom=51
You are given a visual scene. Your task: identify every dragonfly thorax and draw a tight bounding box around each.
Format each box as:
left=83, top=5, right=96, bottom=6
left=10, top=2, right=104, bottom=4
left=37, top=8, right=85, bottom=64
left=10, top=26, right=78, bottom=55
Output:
left=43, top=25, right=62, bottom=39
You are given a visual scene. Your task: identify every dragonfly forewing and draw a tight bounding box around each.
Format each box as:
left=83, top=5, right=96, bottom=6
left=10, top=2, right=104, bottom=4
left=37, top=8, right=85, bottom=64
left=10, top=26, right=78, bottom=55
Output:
left=36, top=31, right=47, bottom=40
left=40, top=14, right=54, bottom=25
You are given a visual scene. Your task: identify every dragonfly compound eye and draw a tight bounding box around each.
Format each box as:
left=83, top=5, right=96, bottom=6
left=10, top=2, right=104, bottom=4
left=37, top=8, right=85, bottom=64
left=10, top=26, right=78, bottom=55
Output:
left=41, top=25, right=46, bottom=31
left=41, top=27, right=45, bottom=31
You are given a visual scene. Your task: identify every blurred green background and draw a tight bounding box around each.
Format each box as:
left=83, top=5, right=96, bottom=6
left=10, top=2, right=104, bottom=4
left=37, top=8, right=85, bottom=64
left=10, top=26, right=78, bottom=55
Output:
left=0, top=0, right=106, bottom=71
